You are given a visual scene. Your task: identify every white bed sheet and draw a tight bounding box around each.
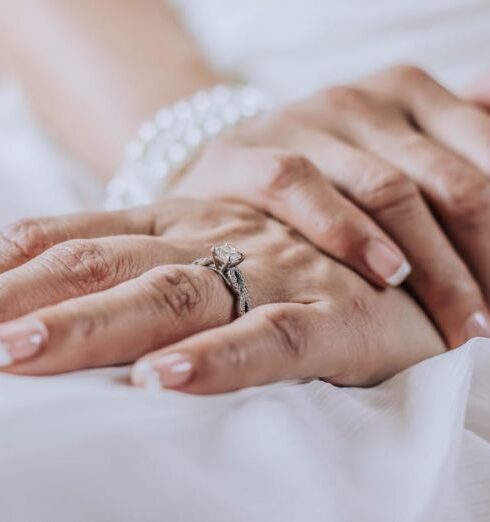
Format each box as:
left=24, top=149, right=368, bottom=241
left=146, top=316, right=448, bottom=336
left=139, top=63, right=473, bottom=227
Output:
left=1, top=78, right=490, bottom=520
left=1, top=340, right=490, bottom=522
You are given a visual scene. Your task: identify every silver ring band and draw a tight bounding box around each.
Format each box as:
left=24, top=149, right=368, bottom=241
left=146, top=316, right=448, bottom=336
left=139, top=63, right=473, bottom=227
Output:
left=192, top=244, right=252, bottom=317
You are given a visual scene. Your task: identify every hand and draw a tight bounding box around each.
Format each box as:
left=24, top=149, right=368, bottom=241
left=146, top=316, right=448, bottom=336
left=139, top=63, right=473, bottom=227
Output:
left=467, top=71, right=490, bottom=111
left=0, top=200, right=444, bottom=393
left=172, top=65, right=490, bottom=348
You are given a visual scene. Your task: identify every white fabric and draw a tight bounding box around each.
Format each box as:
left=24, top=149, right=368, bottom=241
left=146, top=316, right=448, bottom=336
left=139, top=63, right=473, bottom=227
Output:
left=1, top=339, right=490, bottom=522
left=1, top=1, right=490, bottom=520
left=170, top=0, right=490, bottom=101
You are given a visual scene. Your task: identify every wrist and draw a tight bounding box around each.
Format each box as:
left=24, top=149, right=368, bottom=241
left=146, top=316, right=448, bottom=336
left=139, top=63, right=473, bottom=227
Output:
left=106, top=84, right=272, bottom=209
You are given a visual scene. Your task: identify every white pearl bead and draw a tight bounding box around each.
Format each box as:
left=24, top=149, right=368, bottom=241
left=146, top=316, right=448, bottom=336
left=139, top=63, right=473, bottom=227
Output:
left=139, top=122, right=158, bottom=142
left=203, top=116, right=222, bottom=135
left=222, top=104, right=240, bottom=125
left=211, top=85, right=231, bottom=105
left=167, top=143, right=187, bottom=165
left=241, top=87, right=264, bottom=106
left=156, top=109, right=174, bottom=129
left=240, top=104, right=259, bottom=117
left=109, top=84, right=272, bottom=210
left=192, top=90, right=211, bottom=112
left=164, top=120, right=185, bottom=142
left=184, top=127, right=203, bottom=147
left=150, top=160, right=170, bottom=180
left=174, top=100, right=192, bottom=120
left=126, top=140, right=145, bottom=160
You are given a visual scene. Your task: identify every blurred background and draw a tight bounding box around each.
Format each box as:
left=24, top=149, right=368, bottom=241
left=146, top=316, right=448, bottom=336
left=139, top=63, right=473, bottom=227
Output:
left=0, top=0, right=489, bottom=224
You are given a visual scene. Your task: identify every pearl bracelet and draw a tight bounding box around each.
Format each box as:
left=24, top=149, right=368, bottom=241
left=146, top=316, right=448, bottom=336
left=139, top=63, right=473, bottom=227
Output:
left=105, top=84, right=272, bottom=210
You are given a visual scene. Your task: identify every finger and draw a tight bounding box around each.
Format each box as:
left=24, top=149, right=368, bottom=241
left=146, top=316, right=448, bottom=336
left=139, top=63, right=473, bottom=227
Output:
left=131, top=303, right=329, bottom=394
left=256, top=126, right=490, bottom=346
left=386, top=135, right=490, bottom=307
left=0, top=236, right=199, bottom=322
left=466, top=72, right=490, bottom=109
left=0, top=206, right=157, bottom=272
left=344, top=103, right=490, bottom=302
left=310, top=88, right=490, bottom=345
left=359, top=65, right=490, bottom=174
left=1, top=264, right=233, bottom=375
left=211, top=145, right=410, bottom=288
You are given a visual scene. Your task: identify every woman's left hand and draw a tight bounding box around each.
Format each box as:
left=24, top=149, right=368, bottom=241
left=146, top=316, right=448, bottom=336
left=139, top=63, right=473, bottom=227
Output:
left=172, top=66, right=490, bottom=348
left=0, top=199, right=444, bottom=393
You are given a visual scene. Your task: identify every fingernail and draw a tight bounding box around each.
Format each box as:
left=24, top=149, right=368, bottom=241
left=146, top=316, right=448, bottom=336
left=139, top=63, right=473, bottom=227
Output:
left=464, top=310, right=490, bottom=339
left=364, top=239, right=411, bottom=286
left=132, top=353, right=193, bottom=390
left=0, top=319, right=47, bottom=368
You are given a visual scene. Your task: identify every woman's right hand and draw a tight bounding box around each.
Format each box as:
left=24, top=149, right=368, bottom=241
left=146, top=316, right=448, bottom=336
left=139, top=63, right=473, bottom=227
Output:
left=171, top=65, right=490, bottom=348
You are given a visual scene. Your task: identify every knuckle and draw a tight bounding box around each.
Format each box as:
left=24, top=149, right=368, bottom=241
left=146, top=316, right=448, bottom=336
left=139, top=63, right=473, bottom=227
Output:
left=314, top=213, right=359, bottom=257
left=355, top=169, right=420, bottom=215
left=143, top=266, right=205, bottom=318
left=428, top=275, right=481, bottom=314
left=56, top=300, right=110, bottom=355
left=41, top=240, right=113, bottom=292
left=399, top=132, right=431, bottom=157
left=71, top=307, right=105, bottom=344
left=76, top=312, right=99, bottom=341
left=387, top=64, right=431, bottom=86
left=260, top=305, right=307, bottom=360
left=205, top=339, right=249, bottom=377
left=264, top=152, right=315, bottom=199
left=425, top=151, right=459, bottom=177
left=441, top=173, right=490, bottom=226
left=319, top=85, right=367, bottom=110
left=0, top=218, right=52, bottom=259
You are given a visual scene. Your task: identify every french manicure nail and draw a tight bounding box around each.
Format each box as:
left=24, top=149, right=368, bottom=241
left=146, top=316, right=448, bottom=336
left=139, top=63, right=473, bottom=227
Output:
left=364, top=239, right=411, bottom=286
left=0, top=319, right=47, bottom=368
left=132, top=353, right=194, bottom=390
left=132, top=360, right=162, bottom=391
left=464, top=310, right=490, bottom=340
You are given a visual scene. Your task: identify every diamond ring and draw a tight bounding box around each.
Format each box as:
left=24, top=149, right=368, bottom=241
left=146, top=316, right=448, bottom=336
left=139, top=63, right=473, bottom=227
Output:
left=192, top=244, right=252, bottom=316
